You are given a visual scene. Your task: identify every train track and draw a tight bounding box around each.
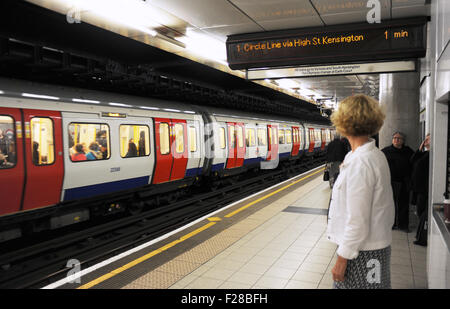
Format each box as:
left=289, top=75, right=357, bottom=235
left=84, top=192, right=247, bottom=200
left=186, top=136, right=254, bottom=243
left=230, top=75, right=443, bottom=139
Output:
left=0, top=158, right=324, bottom=289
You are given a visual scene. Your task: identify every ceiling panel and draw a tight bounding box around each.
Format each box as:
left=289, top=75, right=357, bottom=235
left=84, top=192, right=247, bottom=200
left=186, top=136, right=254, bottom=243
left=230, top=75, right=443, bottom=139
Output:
left=199, top=23, right=265, bottom=39
left=230, top=0, right=323, bottom=29
left=256, top=16, right=323, bottom=30
left=148, top=0, right=259, bottom=31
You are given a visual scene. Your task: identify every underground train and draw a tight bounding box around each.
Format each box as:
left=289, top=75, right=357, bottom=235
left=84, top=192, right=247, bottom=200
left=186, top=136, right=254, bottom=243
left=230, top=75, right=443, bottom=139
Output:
left=0, top=79, right=335, bottom=241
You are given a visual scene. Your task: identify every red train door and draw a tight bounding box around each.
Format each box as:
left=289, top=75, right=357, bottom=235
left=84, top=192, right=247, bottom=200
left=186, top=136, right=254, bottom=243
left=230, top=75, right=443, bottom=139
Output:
left=0, top=108, right=25, bottom=216
left=153, top=118, right=173, bottom=184
left=170, top=119, right=188, bottom=181
left=153, top=118, right=188, bottom=184
left=308, top=128, right=315, bottom=153
left=321, top=128, right=326, bottom=150
left=267, top=124, right=278, bottom=161
left=235, top=123, right=245, bottom=168
left=291, top=126, right=300, bottom=156
left=22, top=109, right=64, bottom=211
left=226, top=123, right=236, bottom=169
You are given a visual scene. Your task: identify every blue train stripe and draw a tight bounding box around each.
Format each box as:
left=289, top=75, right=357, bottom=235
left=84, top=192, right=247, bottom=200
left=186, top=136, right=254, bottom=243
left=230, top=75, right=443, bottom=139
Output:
left=211, top=163, right=224, bottom=172
left=63, top=176, right=150, bottom=201
left=243, top=157, right=262, bottom=165
left=185, top=167, right=202, bottom=177
left=279, top=152, right=291, bottom=158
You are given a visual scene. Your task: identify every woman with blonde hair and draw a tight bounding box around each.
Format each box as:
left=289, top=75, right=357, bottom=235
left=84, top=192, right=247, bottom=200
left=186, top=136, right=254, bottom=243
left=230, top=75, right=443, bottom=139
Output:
left=327, top=94, right=395, bottom=289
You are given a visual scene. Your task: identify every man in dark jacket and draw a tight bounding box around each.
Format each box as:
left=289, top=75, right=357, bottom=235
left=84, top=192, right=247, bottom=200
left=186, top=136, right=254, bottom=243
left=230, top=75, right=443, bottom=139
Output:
left=382, top=132, right=414, bottom=231
left=410, top=134, right=430, bottom=246
left=325, top=135, right=350, bottom=188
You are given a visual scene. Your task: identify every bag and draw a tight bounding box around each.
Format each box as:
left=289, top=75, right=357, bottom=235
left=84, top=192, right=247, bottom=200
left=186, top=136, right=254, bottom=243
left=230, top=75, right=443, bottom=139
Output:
left=323, top=170, right=329, bottom=181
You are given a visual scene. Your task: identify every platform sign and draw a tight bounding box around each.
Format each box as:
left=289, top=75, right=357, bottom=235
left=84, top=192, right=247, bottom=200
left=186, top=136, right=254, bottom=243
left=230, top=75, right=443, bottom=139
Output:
left=246, top=60, right=416, bottom=80
left=226, top=17, right=427, bottom=70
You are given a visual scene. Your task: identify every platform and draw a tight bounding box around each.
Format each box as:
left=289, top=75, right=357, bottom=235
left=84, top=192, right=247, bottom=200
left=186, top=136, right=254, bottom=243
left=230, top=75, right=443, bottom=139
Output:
left=66, top=167, right=427, bottom=289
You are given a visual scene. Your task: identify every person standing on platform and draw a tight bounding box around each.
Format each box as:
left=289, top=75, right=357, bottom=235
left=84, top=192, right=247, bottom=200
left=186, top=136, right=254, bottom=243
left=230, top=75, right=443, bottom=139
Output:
left=327, top=94, right=395, bottom=289
left=381, top=132, right=414, bottom=232
left=326, top=135, right=350, bottom=188
left=410, top=133, right=430, bottom=246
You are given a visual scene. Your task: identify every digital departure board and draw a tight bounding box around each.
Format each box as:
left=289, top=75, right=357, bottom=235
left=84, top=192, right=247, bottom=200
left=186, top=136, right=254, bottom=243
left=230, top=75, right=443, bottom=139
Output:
left=226, top=17, right=427, bottom=70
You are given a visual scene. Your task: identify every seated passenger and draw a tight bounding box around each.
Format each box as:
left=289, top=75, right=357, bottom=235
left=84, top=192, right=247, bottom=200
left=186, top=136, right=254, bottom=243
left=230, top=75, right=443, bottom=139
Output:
left=96, top=130, right=108, bottom=159
left=32, top=141, right=40, bottom=165
left=7, top=144, right=16, bottom=164
left=71, top=143, right=87, bottom=161
left=0, top=129, right=7, bottom=155
left=125, top=139, right=138, bottom=158
left=86, top=142, right=102, bottom=160
left=0, top=152, right=7, bottom=167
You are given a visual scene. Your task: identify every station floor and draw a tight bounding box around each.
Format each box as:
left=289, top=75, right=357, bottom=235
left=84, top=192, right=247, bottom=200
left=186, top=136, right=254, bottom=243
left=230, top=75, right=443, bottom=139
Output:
left=111, top=170, right=428, bottom=290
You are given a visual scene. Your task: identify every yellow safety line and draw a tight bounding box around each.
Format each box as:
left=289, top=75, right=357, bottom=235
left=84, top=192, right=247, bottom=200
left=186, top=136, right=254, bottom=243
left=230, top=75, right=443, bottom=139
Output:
left=78, top=167, right=323, bottom=289
left=77, top=221, right=216, bottom=289
left=224, top=167, right=324, bottom=218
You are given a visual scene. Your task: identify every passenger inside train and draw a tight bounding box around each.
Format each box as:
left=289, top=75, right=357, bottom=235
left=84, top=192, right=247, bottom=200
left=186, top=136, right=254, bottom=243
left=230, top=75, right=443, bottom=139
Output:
left=0, top=119, right=16, bottom=168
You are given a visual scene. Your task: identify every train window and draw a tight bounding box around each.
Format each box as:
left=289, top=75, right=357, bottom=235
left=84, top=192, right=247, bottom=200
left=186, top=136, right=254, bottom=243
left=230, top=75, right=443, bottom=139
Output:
left=120, top=125, right=150, bottom=158
left=257, top=128, right=266, bottom=146
left=219, top=127, right=226, bottom=149
left=0, top=115, right=16, bottom=169
left=31, top=117, right=55, bottom=166
left=68, top=123, right=110, bottom=162
left=246, top=128, right=256, bottom=147
left=237, top=126, right=244, bottom=148
left=279, top=129, right=285, bottom=144
left=159, top=123, right=170, bottom=155
left=174, top=123, right=184, bottom=154
left=189, top=126, right=197, bottom=152
left=286, top=129, right=292, bottom=144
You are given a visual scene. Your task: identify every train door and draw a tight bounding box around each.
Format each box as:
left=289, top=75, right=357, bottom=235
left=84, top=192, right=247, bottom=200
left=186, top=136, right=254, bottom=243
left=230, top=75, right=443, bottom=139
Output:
left=153, top=118, right=188, bottom=184
left=235, top=123, right=245, bottom=168
left=291, top=126, right=300, bottom=156
left=170, top=119, right=188, bottom=181
left=267, top=124, right=278, bottom=161
left=308, top=128, right=315, bottom=153
left=225, top=122, right=245, bottom=169
left=256, top=125, right=268, bottom=160
left=299, top=126, right=305, bottom=154
left=185, top=120, right=202, bottom=177
left=321, top=128, right=326, bottom=150
left=244, top=124, right=258, bottom=164
left=153, top=118, right=172, bottom=184
left=0, top=108, right=24, bottom=215
left=22, top=109, right=64, bottom=211
left=225, top=122, right=236, bottom=169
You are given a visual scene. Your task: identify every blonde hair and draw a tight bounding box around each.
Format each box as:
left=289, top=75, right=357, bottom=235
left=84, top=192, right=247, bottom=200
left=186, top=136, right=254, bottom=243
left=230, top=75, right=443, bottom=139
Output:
left=331, top=95, right=385, bottom=137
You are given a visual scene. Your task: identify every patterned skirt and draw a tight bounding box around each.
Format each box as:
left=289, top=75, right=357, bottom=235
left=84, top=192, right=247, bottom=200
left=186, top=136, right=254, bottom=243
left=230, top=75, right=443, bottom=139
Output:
left=333, top=246, right=391, bottom=289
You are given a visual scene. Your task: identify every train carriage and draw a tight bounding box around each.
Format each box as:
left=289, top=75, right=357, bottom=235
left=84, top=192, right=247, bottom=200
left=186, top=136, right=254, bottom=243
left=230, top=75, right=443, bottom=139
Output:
left=0, top=78, right=332, bottom=241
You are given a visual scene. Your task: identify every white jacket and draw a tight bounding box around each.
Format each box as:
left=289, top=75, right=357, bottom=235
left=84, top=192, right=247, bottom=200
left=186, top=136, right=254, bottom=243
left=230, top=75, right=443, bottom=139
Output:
left=327, top=139, right=395, bottom=260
